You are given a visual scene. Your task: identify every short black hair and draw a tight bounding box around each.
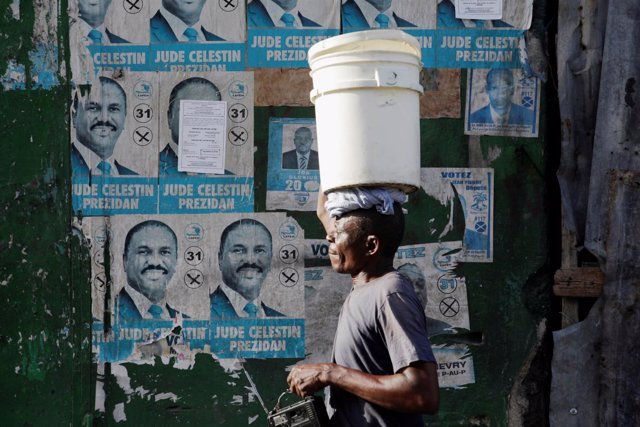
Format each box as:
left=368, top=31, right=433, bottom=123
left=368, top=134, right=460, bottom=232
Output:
left=344, top=202, right=405, bottom=258
left=168, top=77, right=221, bottom=116
left=218, top=218, right=272, bottom=258
left=486, top=68, right=514, bottom=88
left=72, top=76, right=127, bottom=113
left=123, top=220, right=177, bottom=259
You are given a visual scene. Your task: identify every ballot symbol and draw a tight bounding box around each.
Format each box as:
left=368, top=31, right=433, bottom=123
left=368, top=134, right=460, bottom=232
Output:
left=439, top=297, right=460, bottom=317
left=133, top=126, right=153, bottom=146
left=474, top=221, right=487, bottom=233
left=228, top=126, right=248, bottom=146
left=123, top=0, right=143, bottom=14
left=93, top=273, right=107, bottom=292
left=279, top=268, right=299, bottom=287
left=279, top=245, right=298, bottom=264
left=184, top=246, right=204, bottom=266
left=133, top=104, right=153, bottom=123
left=228, top=104, right=248, bottom=123
left=219, top=0, right=238, bottom=12
left=184, top=269, right=204, bottom=289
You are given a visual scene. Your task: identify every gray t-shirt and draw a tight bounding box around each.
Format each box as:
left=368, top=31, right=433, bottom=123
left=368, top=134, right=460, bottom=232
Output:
left=328, top=271, right=436, bottom=427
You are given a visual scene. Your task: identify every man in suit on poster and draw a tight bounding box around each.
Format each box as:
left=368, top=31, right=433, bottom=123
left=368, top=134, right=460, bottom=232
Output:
left=76, top=0, right=130, bottom=44
left=281, top=126, right=319, bottom=170
left=248, top=0, right=321, bottom=28
left=72, top=76, right=138, bottom=177
left=115, top=220, right=182, bottom=322
left=210, top=219, right=286, bottom=319
left=469, top=69, right=534, bottom=126
left=150, top=0, right=225, bottom=42
left=342, top=0, right=416, bottom=30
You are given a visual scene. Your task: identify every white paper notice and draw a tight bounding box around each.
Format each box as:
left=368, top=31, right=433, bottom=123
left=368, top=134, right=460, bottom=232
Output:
left=455, top=0, right=502, bottom=20
left=178, top=100, right=227, bottom=174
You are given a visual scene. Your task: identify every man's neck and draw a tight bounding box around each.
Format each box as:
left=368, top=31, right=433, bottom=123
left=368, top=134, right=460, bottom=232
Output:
left=351, top=261, right=395, bottom=285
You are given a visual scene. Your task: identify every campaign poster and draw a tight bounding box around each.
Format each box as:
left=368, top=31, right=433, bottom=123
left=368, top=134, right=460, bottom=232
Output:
left=436, top=0, right=532, bottom=29
left=266, top=118, right=320, bottom=211
left=71, top=73, right=159, bottom=216
left=433, top=344, right=475, bottom=388
left=421, top=168, right=494, bottom=262
left=86, top=213, right=306, bottom=362
left=157, top=71, right=255, bottom=214
left=69, top=0, right=150, bottom=84
left=464, top=68, right=540, bottom=137
left=247, top=0, right=340, bottom=68
left=148, top=0, right=246, bottom=72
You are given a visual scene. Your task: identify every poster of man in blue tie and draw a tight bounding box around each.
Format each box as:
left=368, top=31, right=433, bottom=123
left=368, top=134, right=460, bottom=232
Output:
left=266, top=118, right=321, bottom=211
left=70, top=74, right=160, bottom=216
left=85, top=213, right=305, bottom=362
left=247, top=0, right=340, bottom=68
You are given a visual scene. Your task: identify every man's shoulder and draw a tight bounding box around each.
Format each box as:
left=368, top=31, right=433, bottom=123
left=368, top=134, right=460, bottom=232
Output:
left=509, top=103, right=535, bottom=123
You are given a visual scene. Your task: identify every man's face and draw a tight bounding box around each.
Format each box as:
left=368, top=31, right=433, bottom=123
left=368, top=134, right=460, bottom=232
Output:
left=78, top=0, right=112, bottom=27
left=124, top=226, right=177, bottom=303
left=272, top=0, right=298, bottom=11
left=486, top=71, right=514, bottom=110
left=219, top=224, right=272, bottom=300
left=327, top=216, right=368, bottom=276
left=162, top=0, right=207, bottom=25
left=74, top=81, right=126, bottom=159
left=168, top=82, right=221, bottom=144
left=366, top=0, right=392, bottom=12
left=293, top=128, right=314, bottom=155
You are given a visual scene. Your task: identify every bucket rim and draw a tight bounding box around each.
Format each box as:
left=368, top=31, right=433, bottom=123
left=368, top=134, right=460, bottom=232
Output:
left=308, top=30, right=421, bottom=64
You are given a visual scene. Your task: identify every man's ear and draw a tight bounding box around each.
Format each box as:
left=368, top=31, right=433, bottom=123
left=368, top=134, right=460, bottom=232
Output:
left=365, top=235, right=381, bottom=256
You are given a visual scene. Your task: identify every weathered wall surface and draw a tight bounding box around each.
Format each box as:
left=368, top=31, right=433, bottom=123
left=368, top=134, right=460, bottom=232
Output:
left=0, top=0, right=555, bottom=426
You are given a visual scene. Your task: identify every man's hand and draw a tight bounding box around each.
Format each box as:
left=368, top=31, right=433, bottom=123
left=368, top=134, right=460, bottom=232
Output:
left=287, top=363, right=334, bottom=397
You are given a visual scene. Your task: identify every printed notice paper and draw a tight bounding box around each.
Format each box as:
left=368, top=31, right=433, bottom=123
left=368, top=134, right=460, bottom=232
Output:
left=455, top=0, right=503, bottom=20
left=178, top=100, right=227, bottom=174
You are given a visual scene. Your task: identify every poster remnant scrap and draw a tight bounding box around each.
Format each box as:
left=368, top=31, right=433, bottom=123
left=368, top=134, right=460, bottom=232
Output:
left=433, top=344, right=475, bottom=388
left=87, top=213, right=305, bottom=362
left=421, top=168, right=494, bottom=262
left=465, top=68, right=540, bottom=137
left=266, top=118, right=320, bottom=211
left=247, top=0, right=340, bottom=68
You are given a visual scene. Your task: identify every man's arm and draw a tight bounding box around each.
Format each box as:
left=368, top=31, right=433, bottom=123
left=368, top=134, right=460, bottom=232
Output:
left=316, top=186, right=332, bottom=235
left=287, top=360, right=439, bottom=414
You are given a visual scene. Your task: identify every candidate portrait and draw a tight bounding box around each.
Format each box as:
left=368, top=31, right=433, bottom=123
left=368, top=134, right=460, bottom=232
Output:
left=281, top=126, right=319, bottom=170
left=72, top=76, right=138, bottom=177
left=210, top=218, right=286, bottom=319
left=342, top=0, right=416, bottom=30
left=75, top=0, right=130, bottom=44
left=469, top=69, right=534, bottom=126
left=151, top=0, right=225, bottom=42
left=115, top=220, right=183, bottom=322
left=159, top=77, right=234, bottom=176
left=248, top=0, right=321, bottom=28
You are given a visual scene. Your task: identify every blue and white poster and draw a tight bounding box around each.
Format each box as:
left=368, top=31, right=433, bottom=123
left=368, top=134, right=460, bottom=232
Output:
left=465, top=68, right=540, bottom=137
left=266, top=118, right=320, bottom=211
left=247, top=0, right=340, bottom=68
left=421, top=168, right=494, bottom=262
left=157, top=71, right=255, bottom=214
left=85, top=213, right=306, bottom=362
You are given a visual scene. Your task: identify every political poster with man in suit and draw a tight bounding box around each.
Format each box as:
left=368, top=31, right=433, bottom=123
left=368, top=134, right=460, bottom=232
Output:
left=266, top=118, right=321, bottom=212
left=85, top=212, right=305, bottom=363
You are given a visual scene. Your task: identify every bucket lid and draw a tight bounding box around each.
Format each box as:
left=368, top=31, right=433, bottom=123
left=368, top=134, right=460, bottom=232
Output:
left=308, top=30, right=421, bottom=66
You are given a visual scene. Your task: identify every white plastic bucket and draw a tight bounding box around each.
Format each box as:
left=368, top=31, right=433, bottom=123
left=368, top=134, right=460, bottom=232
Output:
left=308, top=30, right=423, bottom=193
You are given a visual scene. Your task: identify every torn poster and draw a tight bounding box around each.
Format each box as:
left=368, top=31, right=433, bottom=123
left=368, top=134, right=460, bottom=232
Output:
left=465, top=68, right=540, bottom=137
left=85, top=213, right=305, bottom=362
left=266, top=118, right=320, bottom=211
left=421, top=168, right=494, bottom=262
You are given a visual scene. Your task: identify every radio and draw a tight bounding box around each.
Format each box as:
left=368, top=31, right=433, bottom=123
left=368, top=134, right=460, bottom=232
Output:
left=267, top=390, right=329, bottom=427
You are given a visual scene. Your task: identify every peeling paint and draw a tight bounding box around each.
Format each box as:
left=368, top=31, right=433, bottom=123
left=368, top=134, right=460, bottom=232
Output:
left=10, top=0, right=20, bottom=19
left=113, top=403, right=127, bottom=423
left=1, top=59, right=26, bottom=91
left=0, top=274, right=13, bottom=286
left=29, top=0, right=60, bottom=89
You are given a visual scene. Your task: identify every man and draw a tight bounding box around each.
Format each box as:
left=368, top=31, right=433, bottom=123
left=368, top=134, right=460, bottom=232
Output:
left=470, top=69, right=534, bottom=126
left=287, top=190, right=439, bottom=425
left=150, top=0, right=224, bottom=43
left=210, top=218, right=285, bottom=319
left=248, top=0, right=321, bottom=28
left=397, top=262, right=453, bottom=337
left=72, top=76, right=138, bottom=177
left=75, top=0, right=129, bottom=44
left=159, top=77, right=232, bottom=176
left=282, top=126, right=319, bottom=170
left=342, top=0, right=416, bottom=30
left=116, top=220, right=180, bottom=322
